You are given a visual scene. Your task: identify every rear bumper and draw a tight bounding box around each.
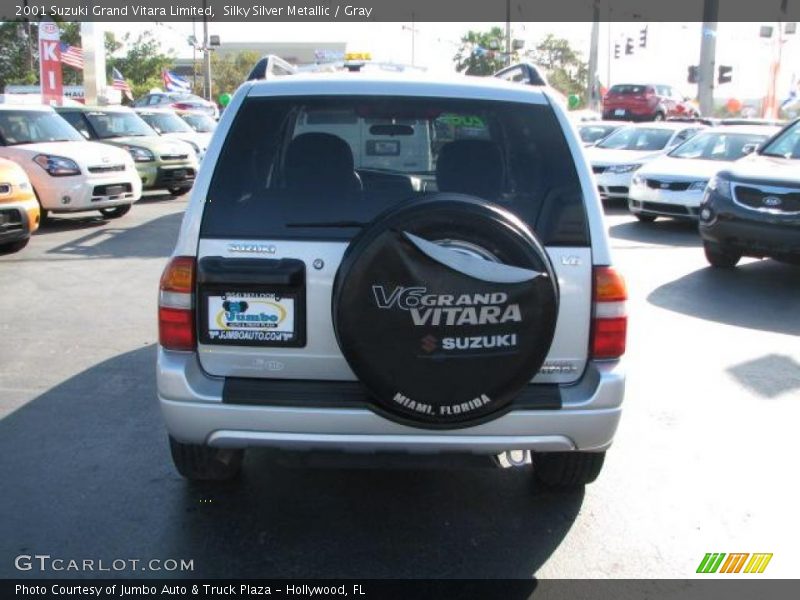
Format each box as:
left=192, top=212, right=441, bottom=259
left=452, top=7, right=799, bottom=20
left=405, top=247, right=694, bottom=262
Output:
left=157, top=349, right=626, bottom=453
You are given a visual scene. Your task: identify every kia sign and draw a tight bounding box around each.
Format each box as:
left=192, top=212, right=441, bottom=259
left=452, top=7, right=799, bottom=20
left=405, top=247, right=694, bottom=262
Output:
left=38, top=21, right=63, bottom=105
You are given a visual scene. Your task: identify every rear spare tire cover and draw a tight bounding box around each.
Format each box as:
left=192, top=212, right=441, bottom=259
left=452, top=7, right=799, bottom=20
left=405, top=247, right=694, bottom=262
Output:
left=333, top=194, right=559, bottom=427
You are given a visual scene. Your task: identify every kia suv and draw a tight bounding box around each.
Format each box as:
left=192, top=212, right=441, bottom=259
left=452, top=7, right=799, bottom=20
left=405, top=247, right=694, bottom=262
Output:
left=699, top=118, right=800, bottom=267
left=157, top=73, right=627, bottom=488
left=603, top=84, right=699, bottom=122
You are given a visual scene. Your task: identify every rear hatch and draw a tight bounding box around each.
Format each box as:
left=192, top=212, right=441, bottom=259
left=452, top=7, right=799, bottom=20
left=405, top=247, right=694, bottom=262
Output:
left=604, top=84, right=653, bottom=110
left=194, top=92, right=593, bottom=385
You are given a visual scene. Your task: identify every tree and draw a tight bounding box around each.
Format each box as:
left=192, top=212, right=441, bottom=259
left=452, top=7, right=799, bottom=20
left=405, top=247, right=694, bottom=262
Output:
left=108, top=31, right=175, bottom=98
left=453, top=27, right=513, bottom=76
left=0, top=22, right=38, bottom=87
left=211, top=50, right=260, bottom=97
left=527, top=34, right=588, bottom=101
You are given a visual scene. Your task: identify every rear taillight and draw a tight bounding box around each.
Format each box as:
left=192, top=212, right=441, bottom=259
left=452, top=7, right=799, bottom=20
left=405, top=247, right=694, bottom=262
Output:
left=159, top=256, right=196, bottom=351
left=591, top=266, right=627, bottom=359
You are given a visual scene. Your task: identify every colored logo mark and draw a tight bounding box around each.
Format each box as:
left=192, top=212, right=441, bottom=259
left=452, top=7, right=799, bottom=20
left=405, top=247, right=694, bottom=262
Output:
left=697, top=553, right=773, bottom=574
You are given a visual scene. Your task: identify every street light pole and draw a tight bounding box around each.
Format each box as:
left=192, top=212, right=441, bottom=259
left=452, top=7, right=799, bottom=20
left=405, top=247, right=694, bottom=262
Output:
left=202, top=0, right=212, bottom=101
left=505, top=0, right=511, bottom=66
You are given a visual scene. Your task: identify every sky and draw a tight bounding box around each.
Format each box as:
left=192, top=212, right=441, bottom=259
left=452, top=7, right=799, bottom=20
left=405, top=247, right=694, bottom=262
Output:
left=105, top=20, right=800, bottom=102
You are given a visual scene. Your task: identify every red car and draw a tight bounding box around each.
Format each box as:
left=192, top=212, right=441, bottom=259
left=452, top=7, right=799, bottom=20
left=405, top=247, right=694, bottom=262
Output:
left=602, top=84, right=699, bottom=122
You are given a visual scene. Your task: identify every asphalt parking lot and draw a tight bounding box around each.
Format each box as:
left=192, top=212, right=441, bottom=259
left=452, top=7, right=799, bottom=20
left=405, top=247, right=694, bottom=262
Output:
left=0, top=195, right=798, bottom=578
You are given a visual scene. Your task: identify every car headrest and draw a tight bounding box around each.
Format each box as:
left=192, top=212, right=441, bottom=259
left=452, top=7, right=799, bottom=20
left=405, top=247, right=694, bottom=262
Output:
left=436, top=140, right=504, bottom=199
left=285, top=132, right=361, bottom=196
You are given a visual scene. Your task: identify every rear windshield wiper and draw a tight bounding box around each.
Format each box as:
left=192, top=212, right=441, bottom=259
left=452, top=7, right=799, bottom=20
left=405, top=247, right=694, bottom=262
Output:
left=286, top=221, right=367, bottom=228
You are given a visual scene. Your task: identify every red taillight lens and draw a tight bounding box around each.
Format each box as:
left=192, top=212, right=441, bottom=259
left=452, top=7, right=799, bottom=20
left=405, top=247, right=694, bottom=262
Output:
left=159, top=256, right=196, bottom=351
left=591, top=267, right=627, bottom=359
left=158, top=306, right=196, bottom=351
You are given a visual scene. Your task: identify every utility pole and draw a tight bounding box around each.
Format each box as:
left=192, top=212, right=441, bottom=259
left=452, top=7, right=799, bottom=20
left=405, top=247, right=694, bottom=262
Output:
left=202, top=0, right=211, bottom=101
left=411, top=12, right=415, bottom=67
left=505, top=0, right=512, bottom=66
left=587, top=0, right=600, bottom=110
left=698, top=0, right=719, bottom=116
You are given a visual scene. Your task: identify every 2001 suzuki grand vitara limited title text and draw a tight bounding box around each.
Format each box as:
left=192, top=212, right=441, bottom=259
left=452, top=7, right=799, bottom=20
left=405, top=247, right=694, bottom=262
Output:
left=157, top=73, right=628, bottom=489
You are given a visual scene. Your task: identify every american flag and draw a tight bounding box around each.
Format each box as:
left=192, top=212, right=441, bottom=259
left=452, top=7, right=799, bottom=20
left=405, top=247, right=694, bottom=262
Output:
left=112, top=68, right=133, bottom=101
left=59, top=43, right=84, bottom=70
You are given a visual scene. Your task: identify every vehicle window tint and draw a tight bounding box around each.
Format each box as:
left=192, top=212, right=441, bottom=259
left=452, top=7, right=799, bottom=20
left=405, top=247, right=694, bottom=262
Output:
left=59, top=111, right=91, bottom=138
left=201, top=95, right=589, bottom=246
left=669, top=131, right=769, bottom=161
left=0, top=110, right=84, bottom=145
left=608, top=84, right=646, bottom=95
left=597, top=126, right=674, bottom=151
left=760, top=120, right=800, bottom=159
left=578, top=124, right=617, bottom=143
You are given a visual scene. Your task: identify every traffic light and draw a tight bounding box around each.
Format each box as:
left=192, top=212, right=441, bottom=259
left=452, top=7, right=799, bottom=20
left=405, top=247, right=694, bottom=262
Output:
left=639, top=26, right=648, bottom=48
left=688, top=65, right=699, bottom=84
left=718, top=65, right=733, bottom=84
left=625, top=38, right=634, bottom=55
left=614, top=42, right=620, bottom=59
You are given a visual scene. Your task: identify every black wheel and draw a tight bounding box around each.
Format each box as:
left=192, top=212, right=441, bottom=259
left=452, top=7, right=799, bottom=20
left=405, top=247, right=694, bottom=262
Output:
left=99, top=205, right=131, bottom=219
left=332, top=194, right=559, bottom=429
left=653, top=111, right=665, bottom=121
left=169, top=436, right=244, bottom=481
left=635, top=213, right=657, bottom=223
left=534, top=451, right=606, bottom=489
left=33, top=189, right=50, bottom=225
left=0, top=237, right=29, bottom=254
left=704, top=241, right=741, bottom=268
left=168, top=186, right=190, bottom=197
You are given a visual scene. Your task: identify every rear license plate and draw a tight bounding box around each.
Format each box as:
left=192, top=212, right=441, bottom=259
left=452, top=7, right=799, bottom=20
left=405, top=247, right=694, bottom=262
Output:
left=204, top=291, right=298, bottom=345
left=614, top=109, right=625, bottom=116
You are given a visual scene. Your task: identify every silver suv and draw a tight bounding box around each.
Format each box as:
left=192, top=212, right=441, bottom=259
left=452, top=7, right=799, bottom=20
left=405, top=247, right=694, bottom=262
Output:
left=157, top=73, right=627, bottom=488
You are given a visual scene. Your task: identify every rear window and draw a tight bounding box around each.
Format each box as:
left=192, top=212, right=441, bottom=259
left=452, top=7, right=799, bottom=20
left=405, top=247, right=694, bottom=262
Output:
left=608, top=85, right=648, bottom=95
left=201, top=95, right=589, bottom=246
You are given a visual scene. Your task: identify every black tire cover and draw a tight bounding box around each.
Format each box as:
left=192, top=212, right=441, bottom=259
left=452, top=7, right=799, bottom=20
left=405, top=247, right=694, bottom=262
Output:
left=333, top=194, right=559, bottom=428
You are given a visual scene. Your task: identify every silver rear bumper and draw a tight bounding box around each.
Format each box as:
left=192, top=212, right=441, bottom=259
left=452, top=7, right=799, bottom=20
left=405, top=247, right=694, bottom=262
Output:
left=157, top=348, right=625, bottom=453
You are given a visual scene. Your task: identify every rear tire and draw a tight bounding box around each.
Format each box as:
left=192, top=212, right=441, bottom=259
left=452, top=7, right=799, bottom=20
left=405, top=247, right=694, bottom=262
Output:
left=653, top=111, right=665, bottom=121
left=0, top=238, right=29, bottom=254
left=169, top=436, right=244, bottom=481
left=534, top=451, right=605, bottom=489
left=635, top=213, right=657, bottom=223
left=99, top=205, right=131, bottom=219
left=704, top=241, right=741, bottom=268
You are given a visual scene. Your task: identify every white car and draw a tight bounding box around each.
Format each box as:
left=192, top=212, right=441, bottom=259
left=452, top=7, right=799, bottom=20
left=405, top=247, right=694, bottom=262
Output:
left=586, top=122, right=706, bottom=200
left=628, top=125, right=779, bottom=222
left=135, top=108, right=211, bottom=161
left=0, top=105, right=142, bottom=220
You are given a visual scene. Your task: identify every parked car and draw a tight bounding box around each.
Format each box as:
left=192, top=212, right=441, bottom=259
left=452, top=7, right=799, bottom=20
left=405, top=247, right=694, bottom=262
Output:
left=587, top=122, right=706, bottom=200
left=135, top=108, right=210, bottom=161
left=602, top=84, right=699, bottom=122
left=0, top=157, right=39, bottom=253
left=157, top=72, right=627, bottom=488
left=699, top=118, right=800, bottom=267
left=629, top=125, right=778, bottom=222
left=133, top=91, right=219, bottom=120
left=176, top=110, right=217, bottom=135
left=0, top=105, right=141, bottom=221
left=577, top=121, right=626, bottom=147
left=56, top=105, right=198, bottom=197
